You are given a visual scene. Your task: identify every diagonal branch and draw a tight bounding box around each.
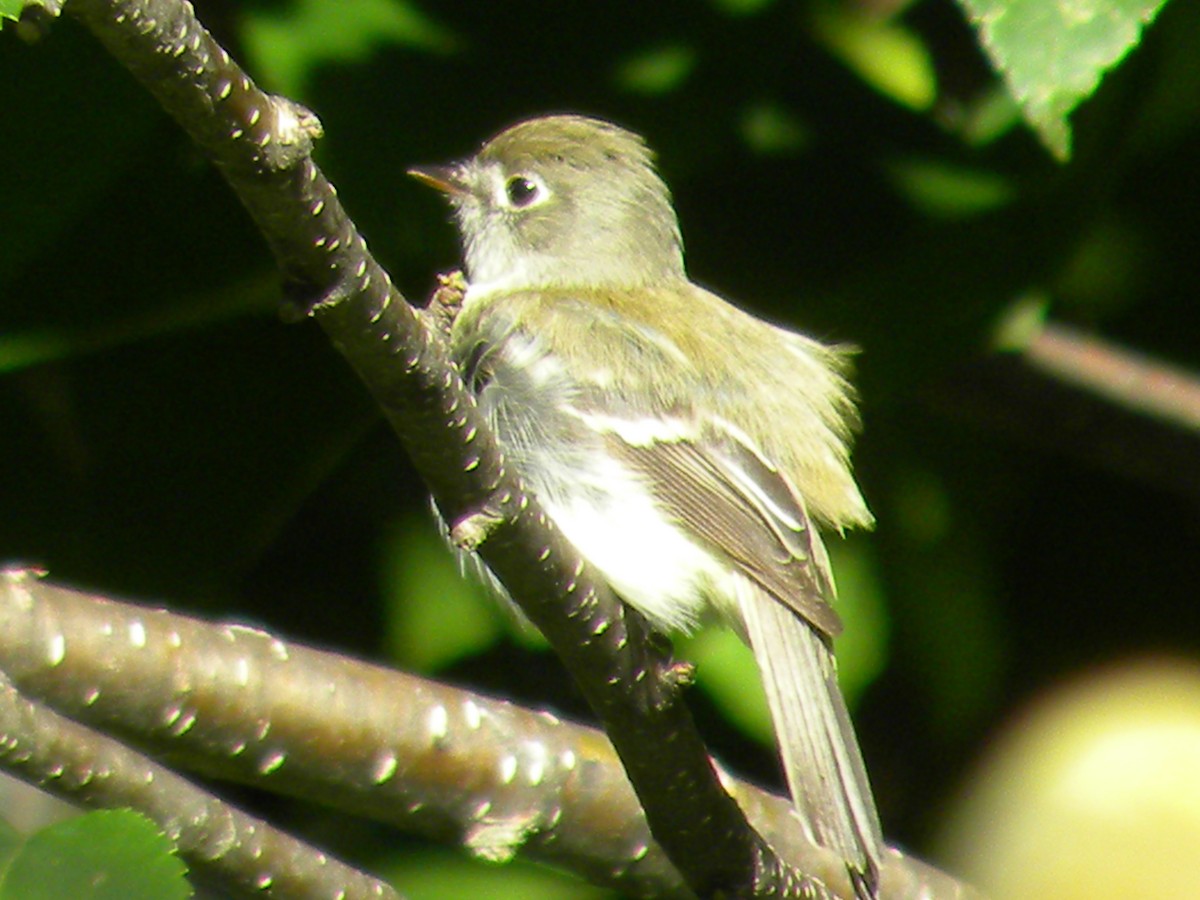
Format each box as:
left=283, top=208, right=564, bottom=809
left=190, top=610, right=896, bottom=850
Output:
left=61, top=0, right=810, bottom=895
left=938, top=308, right=1200, bottom=501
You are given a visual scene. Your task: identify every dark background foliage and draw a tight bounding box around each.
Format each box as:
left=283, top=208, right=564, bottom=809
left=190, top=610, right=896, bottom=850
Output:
left=2, top=0, right=1198, bottom=894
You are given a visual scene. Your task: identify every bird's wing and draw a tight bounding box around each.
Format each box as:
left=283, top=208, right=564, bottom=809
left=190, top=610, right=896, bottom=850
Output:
left=582, top=413, right=882, bottom=897
left=590, top=415, right=844, bottom=639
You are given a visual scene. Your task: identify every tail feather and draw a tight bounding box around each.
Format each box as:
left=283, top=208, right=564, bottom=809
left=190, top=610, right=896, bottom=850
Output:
left=739, top=586, right=882, bottom=899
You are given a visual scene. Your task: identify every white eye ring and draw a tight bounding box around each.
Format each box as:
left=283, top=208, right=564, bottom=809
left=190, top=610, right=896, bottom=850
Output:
left=503, top=173, right=549, bottom=209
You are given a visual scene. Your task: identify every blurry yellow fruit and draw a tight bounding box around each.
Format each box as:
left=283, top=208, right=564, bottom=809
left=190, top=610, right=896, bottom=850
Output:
left=939, top=658, right=1200, bottom=900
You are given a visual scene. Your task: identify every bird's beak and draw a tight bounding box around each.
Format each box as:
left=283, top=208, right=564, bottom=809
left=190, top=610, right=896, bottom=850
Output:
left=407, top=164, right=469, bottom=196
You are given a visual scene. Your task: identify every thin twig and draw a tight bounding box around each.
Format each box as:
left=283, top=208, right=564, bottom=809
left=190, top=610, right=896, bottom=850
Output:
left=1021, top=320, right=1200, bottom=433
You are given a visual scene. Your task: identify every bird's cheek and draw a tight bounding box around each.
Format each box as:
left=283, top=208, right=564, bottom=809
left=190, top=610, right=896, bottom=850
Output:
left=519, top=211, right=564, bottom=256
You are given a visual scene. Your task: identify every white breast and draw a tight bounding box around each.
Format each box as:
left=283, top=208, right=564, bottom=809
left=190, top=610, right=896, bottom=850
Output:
left=469, top=330, right=729, bottom=634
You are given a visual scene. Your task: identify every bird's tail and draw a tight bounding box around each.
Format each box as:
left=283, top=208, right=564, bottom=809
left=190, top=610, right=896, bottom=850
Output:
left=739, top=587, right=883, bottom=899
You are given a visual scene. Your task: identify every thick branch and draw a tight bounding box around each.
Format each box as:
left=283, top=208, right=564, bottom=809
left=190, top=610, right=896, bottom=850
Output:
left=0, top=591, right=397, bottom=900
left=0, top=571, right=979, bottom=900
left=0, top=683, right=395, bottom=900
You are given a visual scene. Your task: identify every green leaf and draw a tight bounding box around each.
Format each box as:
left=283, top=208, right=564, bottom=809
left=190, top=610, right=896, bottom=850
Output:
left=955, top=84, right=1024, bottom=147
left=0, top=0, right=60, bottom=22
left=992, top=293, right=1051, bottom=353
left=959, top=0, right=1172, bottom=160
left=613, top=44, right=697, bottom=95
left=0, top=816, right=22, bottom=864
left=887, top=158, right=1015, bottom=219
left=0, top=810, right=190, bottom=900
left=383, top=847, right=611, bottom=900
left=739, top=102, right=811, bottom=156
left=381, top=514, right=508, bottom=671
left=709, top=0, right=777, bottom=16
left=682, top=628, right=774, bottom=747
left=240, top=0, right=457, bottom=97
left=890, top=470, right=1007, bottom=738
left=825, top=539, right=889, bottom=708
left=813, top=7, right=937, bottom=112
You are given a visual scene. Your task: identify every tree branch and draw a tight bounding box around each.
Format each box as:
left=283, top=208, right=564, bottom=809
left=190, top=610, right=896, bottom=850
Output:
left=59, top=0, right=820, bottom=895
left=0, top=569, right=979, bottom=900
left=0, top=582, right=397, bottom=899
left=938, top=308, right=1200, bottom=500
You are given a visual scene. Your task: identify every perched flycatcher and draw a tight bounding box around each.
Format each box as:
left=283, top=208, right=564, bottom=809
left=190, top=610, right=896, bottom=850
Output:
left=410, top=114, right=882, bottom=898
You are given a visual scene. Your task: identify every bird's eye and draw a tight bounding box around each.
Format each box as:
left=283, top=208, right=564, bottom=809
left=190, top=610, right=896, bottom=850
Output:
left=505, top=175, right=541, bottom=208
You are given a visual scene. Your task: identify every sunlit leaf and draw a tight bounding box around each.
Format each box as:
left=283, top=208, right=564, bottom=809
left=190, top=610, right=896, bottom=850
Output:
left=0, top=816, right=20, bottom=864
left=813, top=7, right=937, bottom=112
left=0, top=0, right=59, bottom=21
left=827, top=540, right=890, bottom=707
left=240, top=0, right=457, bottom=97
left=992, top=294, right=1051, bottom=353
left=959, top=0, right=1171, bottom=160
left=0, top=811, right=189, bottom=900
left=381, top=514, right=508, bottom=671
left=684, top=628, right=773, bottom=746
left=382, top=847, right=610, bottom=899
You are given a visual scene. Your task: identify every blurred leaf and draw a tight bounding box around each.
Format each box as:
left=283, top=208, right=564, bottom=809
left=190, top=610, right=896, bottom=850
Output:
left=0, top=817, right=20, bottom=865
left=383, top=847, right=612, bottom=900
left=891, top=469, right=1007, bottom=737
left=240, top=0, right=458, bottom=97
left=0, top=0, right=57, bottom=21
left=887, top=158, right=1014, bottom=219
left=992, top=293, right=1051, bottom=354
left=381, top=514, right=507, bottom=671
left=890, top=467, right=954, bottom=546
left=709, top=0, right=776, bottom=15
left=813, top=6, right=936, bottom=111
left=950, top=84, right=1024, bottom=147
left=959, top=0, right=1171, bottom=160
left=827, top=539, right=890, bottom=707
left=613, top=44, right=697, bottom=95
left=1054, top=218, right=1150, bottom=317
left=684, top=627, right=773, bottom=746
left=739, top=101, right=811, bottom=156
left=0, top=810, right=189, bottom=900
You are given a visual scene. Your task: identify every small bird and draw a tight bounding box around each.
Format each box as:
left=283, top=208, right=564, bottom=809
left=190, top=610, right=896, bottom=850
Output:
left=410, top=114, right=883, bottom=897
